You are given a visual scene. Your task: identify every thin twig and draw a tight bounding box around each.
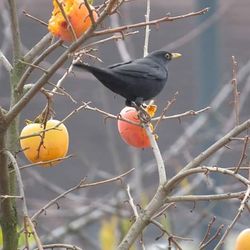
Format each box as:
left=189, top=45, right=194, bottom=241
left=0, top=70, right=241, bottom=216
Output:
left=0, top=50, right=12, bottom=71
left=26, top=216, right=44, bottom=250
left=31, top=168, right=134, bottom=221
left=150, top=220, right=183, bottom=250
left=200, top=224, right=224, bottom=250
left=199, top=216, right=216, bottom=247
left=153, top=92, right=178, bottom=131
left=180, top=119, right=250, bottom=173
left=152, top=106, right=211, bottom=122
left=47, top=82, right=77, bottom=103
left=143, top=0, right=151, bottom=57
left=214, top=185, right=250, bottom=250
left=234, top=136, right=249, bottom=174
left=126, top=185, right=139, bottom=218
left=84, top=0, right=96, bottom=26
left=0, top=195, right=23, bottom=200
left=14, top=155, right=73, bottom=173
left=231, top=56, right=240, bottom=126
left=83, top=31, right=139, bottom=48
left=19, top=60, right=48, bottom=73
left=17, top=39, right=63, bottom=92
left=23, top=10, right=48, bottom=26
left=94, top=8, right=209, bottom=36
left=35, top=244, right=82, bottom=250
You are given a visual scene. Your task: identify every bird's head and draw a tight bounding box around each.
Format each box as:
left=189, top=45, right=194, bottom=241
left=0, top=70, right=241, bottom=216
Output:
left=147, top=50, right=182, bottom=65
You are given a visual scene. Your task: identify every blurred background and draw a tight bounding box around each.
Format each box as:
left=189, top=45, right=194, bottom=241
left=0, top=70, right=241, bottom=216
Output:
left=0, top=0, right=250, bottom=249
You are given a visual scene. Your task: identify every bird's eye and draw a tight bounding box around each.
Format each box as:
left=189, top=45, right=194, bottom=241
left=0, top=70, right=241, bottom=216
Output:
left=165, top=53, right=171, bottom=60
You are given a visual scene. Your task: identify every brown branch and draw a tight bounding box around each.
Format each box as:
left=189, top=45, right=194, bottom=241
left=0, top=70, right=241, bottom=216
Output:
left=0, top=50, right=12, bottom=72
left=36, top=244, right=82, bottom=250
left=126, top=184, right=139, bottom=218
left=93, top=8, right=209, bottom=36
left=23, top=10, right=48, bottom=26
left=17, top=154, right=73, bottom=172
left=47, top=82, right=77, bottom=103
left=17, top=39, right=63, bottom=92
left=165, top=166, right=250, bottom=193
left=200, top=224, right=224, bottom=250
left=152, top=106, right=211, bottom=122
left=83, top=30, right=139, bottom=48
left=25, top=216, right=43, bottom=250
left=234, top=135, right=249, bottom=174
left=214, top=185, right=250, bottom=250
left=180, top=119, right=250, bottom=173
left=31, top=168, right=134, bottom=221
left=153, top=92, right=177, bottom=131
left=84, top=0, right=96, bottom=26
left=150, top=220, right=183, bottom=250
left=167, top=191, right=244, bottom=203
left=199, top=216, right=216, bottom=247
left=19, top=60, right=48, bottom=73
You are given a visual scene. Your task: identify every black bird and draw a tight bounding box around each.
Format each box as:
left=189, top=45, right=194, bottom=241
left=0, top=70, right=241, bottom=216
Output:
left=74, top=50, right=181, bottom=106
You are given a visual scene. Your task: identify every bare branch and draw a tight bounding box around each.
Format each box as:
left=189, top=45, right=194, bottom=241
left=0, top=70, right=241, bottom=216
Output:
left=168, top=191, right=244, bottom=203
left=181, top=119, right=250, bottom=173
left=94, top=8, right=209, bottom=36
left=17, top=39, right=63, bottom=92
left=84, top=0, right=96, bottom=26
left=214, top=185, right=250, bottom=250
left=126, top=185, right=139, bottom=218
left=231, top=56, right=240, bottom=125
left=31, top=168, right=134, bottom=221
left=36, top=244, right=82, bottom=250
left=234, top=136, right=249, bottom=174
left=143, top=0, right=151, bottom=57
left=22, top=10, right=48, bottom=27
left=0, top=50, right=12, bottom=72
left=152, top=106, right=211, bottom=122
left=144, top=124, right=167, bottom=184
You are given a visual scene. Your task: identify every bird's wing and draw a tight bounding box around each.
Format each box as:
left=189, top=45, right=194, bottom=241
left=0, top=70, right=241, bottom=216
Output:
left=110, top=62, right=167, bottom=80
left=108, top=60, right=133, bottom=69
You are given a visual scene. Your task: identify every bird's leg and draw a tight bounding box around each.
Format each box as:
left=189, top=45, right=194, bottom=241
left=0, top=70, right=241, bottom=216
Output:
left=130, top=100, right=151, bottom=123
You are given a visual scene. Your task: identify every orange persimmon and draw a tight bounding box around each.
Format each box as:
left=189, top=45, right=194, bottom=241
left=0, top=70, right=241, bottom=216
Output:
left=20, top=120, right=69, bottom=167
left=235, top=228, right=250, bottom=250
left=48, top=0, right=98, bottom=42
left=117, top=107, right=154, bottom=148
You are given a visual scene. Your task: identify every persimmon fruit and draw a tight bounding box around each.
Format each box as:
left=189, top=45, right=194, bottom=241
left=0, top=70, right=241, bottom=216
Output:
left=117, top=107, right=153, bottom=148
left=20, top=120, right=69, bottom=167
left=48, top=0, right=98, bottom=42
left=235, top=228, right=250, bottom=250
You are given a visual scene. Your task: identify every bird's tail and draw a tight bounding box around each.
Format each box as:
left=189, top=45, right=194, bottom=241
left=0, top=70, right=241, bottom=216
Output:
left=73, top=62, right=96, bottom=72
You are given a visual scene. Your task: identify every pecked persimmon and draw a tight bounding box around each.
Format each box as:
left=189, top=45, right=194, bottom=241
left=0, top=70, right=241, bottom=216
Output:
left=117, top=107, right=154, bottom=149
left=235, top=228, right=250, bottom=250
left=20, top=120, right=69, bottom=167
left=48, top=0, right=98, bottom=42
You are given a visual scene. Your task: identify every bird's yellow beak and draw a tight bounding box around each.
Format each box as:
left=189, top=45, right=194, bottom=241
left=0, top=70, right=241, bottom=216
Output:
left=171, top=53, right=182, bottom=59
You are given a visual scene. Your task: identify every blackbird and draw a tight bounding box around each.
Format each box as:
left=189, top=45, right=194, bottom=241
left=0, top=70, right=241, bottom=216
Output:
left=74, top=50, right=181, bottom=106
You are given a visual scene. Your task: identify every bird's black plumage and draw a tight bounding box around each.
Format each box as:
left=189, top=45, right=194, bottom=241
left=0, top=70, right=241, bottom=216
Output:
left=74, top=50, right=181, bottom=106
